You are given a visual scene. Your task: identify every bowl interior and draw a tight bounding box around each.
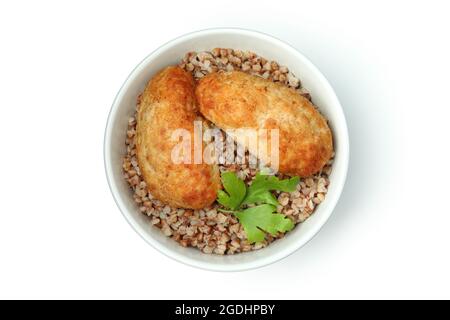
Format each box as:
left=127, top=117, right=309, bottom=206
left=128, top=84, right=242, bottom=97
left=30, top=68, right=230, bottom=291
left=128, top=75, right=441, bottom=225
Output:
left=105, top=29, right=348, bottom=271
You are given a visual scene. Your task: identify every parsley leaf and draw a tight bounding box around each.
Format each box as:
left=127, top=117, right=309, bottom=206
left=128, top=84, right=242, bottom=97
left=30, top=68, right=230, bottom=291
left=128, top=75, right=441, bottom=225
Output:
left=242, top=172, right=300, bottom=205
left=216, top=170, right=300, bottom=243
left=217, top=171, right=246, bottom=210
left=234, top=204, right=295, bottom=243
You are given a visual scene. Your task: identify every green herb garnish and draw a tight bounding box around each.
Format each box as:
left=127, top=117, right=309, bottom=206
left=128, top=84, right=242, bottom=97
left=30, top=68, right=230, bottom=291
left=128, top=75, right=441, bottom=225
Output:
left=242, top=171, right=299, bottom=206
left=217, top=171, right=246, bottom=210
left=217, top=170, right=299, bottom=243
left=235, top=204, right=294, bottom=243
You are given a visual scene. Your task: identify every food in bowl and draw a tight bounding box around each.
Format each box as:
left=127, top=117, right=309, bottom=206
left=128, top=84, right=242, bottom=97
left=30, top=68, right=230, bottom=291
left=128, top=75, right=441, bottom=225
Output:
left=122, top=48, right=334, bottom=255
left=196, top=70, right=333, bottom=177
left=136, top=66, right=221, bottom=209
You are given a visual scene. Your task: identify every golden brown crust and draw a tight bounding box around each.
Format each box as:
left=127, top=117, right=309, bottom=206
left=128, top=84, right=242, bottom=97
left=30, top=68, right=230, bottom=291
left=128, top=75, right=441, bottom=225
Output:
left=136, top=66, right=221, bottom=209
left=196, top=71, right=333, bottom=177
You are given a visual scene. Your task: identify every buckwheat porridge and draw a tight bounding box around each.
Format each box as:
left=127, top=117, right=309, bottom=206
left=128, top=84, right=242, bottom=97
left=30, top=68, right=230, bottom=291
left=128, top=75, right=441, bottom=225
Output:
left=122, top=48, right=333, bottom=255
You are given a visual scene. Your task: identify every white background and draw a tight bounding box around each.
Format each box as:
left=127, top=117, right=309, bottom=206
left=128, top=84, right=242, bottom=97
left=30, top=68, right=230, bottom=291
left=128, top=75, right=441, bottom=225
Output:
left=1, top=0, right=449, bottom=299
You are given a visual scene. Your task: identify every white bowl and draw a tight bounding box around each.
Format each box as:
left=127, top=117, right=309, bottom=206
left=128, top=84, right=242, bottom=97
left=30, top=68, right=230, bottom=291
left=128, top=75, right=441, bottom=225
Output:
left=104, top=28, right=349, bottom=271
